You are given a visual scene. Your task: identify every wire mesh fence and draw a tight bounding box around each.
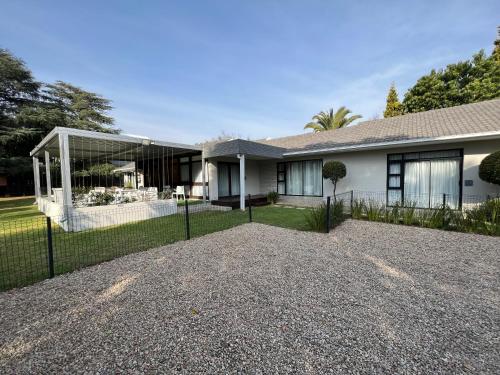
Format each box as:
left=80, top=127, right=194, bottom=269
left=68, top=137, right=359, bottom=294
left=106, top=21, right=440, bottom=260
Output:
left=0, top=201, right=250, bottom=291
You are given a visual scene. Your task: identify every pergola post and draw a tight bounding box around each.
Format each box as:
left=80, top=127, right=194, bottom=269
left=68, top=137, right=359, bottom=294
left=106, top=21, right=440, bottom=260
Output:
left=237, top=153, right=245, bottom=211
left=44, top=151, right=52, bottom=200
left=201, top=153, right=207, bottom=202
left=59, top=132, right=73, bottom=214
left=32, top=156, right=41, bottom=200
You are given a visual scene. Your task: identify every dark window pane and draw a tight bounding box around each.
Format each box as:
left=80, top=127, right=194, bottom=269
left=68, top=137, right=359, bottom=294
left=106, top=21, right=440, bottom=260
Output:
left=389, top=176, right=400, bottom=188
left=389, top=163, right=401, bottom=174
left=388, top=154, right=402, bottom=161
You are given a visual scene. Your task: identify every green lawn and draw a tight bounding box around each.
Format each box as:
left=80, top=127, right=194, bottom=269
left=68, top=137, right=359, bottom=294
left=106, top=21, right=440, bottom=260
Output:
left=0, top=196, right=41, bottom=223
left=253, top=204, right=312, bottom=231
left=0, top=200, right=312, bottom=291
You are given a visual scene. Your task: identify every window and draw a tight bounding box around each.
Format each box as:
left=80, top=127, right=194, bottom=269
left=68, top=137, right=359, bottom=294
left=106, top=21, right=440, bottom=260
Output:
left=179, top=156, right=191, bottom=184
left=277, top=160, right=322, bottom=196
left=387, top=149, right=462, bottom=208
left=180, top=164, right=190, bottom=182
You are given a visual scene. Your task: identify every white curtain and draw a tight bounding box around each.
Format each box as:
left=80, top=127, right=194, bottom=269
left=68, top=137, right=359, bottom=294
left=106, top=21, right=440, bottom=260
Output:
left=303, top=160, right=322, bottom=196
left=218, top=164, right=229, bottom=197
left=404, top=159, right=460, bottom=208
left=286, top=162, right=303, bottom=195
left=430, top=160, right=460, bottom=208
left=230, top=164, right=240, bottom=196
left=404, top=161, right=430, bottom=207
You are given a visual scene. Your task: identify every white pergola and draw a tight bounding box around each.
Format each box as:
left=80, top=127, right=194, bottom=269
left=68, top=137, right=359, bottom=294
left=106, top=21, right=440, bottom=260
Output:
left=30, top=127, right=205, bottom=215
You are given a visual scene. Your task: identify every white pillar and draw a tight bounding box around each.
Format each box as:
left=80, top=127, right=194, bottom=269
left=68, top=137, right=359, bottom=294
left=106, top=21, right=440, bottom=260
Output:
left=237, top=153, right=245, bottom=210
left=59, top=133, right=73, bottom=213
left=44, top=151, right=52, bottom=200
left=201, top=154, right=207, bottom=202
left=32, top=156, right=41, bottom=199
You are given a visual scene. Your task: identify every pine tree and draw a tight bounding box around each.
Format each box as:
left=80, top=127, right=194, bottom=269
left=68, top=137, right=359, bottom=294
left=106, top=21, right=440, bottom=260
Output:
left=383, top=83, right=403, bottom=118
left=493, top=26, right=500, bottom=63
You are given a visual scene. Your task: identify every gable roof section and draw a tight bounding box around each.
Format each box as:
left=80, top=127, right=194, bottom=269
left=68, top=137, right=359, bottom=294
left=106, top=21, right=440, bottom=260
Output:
left=203, top=139, right=285, bottom=159
left=259, top=99, right=500, bottom=155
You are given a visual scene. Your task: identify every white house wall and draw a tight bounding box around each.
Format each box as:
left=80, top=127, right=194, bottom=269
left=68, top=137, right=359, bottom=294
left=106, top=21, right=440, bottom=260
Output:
left=245, top=160, right=261, bottom=196
left=322, top=139, right=500, bottom=198
left=258, top=160, right=277, bottom=193
left=462, top=140, right=500, bottom=197
left=251, top=139, right=500, bottom=205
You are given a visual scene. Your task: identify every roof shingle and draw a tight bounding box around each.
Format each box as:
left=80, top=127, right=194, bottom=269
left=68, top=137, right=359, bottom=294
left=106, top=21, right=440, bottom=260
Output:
left=259, top=99, right=500, bottom=153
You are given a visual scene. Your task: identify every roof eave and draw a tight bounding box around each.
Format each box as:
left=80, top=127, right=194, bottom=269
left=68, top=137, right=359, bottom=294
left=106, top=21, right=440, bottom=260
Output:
left=282, top=131, right=500, bottom=156
left=30, top=127, right=202, bottom=157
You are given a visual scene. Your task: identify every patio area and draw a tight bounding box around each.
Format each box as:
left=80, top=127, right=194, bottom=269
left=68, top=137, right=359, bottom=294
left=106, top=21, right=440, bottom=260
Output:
left=0, top=221, right=498, bottom=373
left=30, top=127, right=208, bottom=230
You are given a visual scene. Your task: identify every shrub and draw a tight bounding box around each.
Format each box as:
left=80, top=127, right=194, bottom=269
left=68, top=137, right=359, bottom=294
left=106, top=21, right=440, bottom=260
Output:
left=330, top=200, right=345, bottom=227
left=322, top=161, right=346, bottom=200
left=387, top=203, right=401, bottom=224
left=479, top=150, right=500, bottom=186
left=305, top=204, right=327, bottom=232
left=351, top=198, right=365, bottom=219
left=402, top=202, right=417, bottom=225
left=422, top=206, right=451, bottom=229
left=267, top=191, right=279, bottom=204
left=460, top=198, right=500, bottom=235
left=305, top=200, right=345, bottom=232
left=91, top=191, right=114, bottom=206
left=364, top=199, right=383, bottom=221
left=159, top=188, right=173, bottom=200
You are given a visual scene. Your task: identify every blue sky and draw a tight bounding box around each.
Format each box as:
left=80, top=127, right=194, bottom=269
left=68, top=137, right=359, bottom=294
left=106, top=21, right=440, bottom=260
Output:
left=1, top=1, right=498, bottom=143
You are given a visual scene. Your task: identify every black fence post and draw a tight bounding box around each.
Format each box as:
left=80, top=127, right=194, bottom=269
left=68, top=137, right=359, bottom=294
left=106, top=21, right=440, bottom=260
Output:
left=350, top=190, right=354, bottom=217
left=442, top=193, right=447, bottom=227
left=248, top=194, right=252, bottom=222
left=184, top=199, right=190, bottom=240
left=46, top=217, right=54, bottom=278
left=325, top=196, right=331, bottom=233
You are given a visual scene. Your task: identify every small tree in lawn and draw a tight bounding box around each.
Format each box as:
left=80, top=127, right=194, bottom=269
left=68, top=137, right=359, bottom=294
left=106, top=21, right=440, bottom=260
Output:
left=322, top=161, right=346, bottom=201
left=479, top=150, right=500, bottom=187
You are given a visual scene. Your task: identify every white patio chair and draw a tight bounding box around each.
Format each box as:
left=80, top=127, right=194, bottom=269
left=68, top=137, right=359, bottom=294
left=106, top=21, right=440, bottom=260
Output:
left=172, top=186, right=185, bottom=201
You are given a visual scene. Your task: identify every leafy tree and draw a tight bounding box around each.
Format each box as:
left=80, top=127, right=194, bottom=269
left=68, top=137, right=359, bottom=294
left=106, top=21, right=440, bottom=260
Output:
left=322, top=160, right=346, bottom=200
left=383, top=83, right=403, bottom=118
left=403, top=40, right=500, bottom=113
left=494, top=27, right=500, bottom=63
left=479, top=150, right=500, bottom=186
left=43, top=81, right=117, bottom=133
left=304, top=107, right=362, bottom=132
left=0, top=49, right=40, bottom=116
left=0, top=48, right=118, bottom=194
left=0, top=49, right=44, bottom=157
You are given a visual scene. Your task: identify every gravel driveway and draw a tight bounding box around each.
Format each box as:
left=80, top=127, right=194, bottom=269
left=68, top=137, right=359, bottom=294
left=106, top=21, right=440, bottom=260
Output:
left=1, top=221, right=499, bottom=373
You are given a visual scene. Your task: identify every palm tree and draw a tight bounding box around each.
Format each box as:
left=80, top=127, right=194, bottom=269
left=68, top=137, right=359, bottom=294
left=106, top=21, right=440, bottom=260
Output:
left=304, top=107, right=362, bottom=132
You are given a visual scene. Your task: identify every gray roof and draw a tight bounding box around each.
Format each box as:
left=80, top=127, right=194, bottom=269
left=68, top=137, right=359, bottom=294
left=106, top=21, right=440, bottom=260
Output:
left=259, top=99, right=500, bottom=154
left=203, top=139, right=285, bottom=159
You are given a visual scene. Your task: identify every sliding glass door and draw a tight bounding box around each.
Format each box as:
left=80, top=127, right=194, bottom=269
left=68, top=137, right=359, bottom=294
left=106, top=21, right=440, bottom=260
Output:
left=230, top=164, right=240, bottom=196
left=218, top=163, right=240, bottom=197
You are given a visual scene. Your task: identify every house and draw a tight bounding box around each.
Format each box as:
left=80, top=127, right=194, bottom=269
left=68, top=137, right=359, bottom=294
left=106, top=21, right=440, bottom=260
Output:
left=204, top=99, right=500, bottom=209
left=31, top=99, right=500, bottom=227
